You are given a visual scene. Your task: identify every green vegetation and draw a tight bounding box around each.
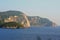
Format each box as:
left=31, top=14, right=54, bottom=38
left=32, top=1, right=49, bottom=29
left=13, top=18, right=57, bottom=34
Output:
left=0, top=20, right=4, bottom=25
left=0, top=10, right=24, bottom=19
left=0, top=10, right=25, bottom=28
left=0, top=22, right=24, bottom=29
left=0, top=10, right=56, bottom=28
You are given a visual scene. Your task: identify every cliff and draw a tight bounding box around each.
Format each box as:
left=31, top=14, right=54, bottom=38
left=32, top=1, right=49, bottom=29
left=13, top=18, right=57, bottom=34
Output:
left=0, top=10, right=56, bottom=28
left=0, top=10, right=30, bottom=28
left=27, top=16, right=57, bottom=27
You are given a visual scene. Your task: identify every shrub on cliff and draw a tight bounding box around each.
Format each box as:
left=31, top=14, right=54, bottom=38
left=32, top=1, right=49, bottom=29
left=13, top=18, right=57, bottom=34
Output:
left=0, top=22, right=24, bottom=29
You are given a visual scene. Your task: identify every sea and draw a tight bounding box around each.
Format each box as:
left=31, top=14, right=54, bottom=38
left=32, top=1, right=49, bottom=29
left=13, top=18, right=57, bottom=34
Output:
left=0, top=26, right=60, bottom=40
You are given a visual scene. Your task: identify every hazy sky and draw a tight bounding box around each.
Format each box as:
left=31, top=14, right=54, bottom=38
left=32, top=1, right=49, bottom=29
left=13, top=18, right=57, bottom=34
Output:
left=0, top=0, right=60, bottom=25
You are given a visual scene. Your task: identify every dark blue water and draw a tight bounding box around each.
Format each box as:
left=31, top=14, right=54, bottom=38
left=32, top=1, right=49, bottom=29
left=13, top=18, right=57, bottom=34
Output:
left=0, top=26, right=60, bottom=40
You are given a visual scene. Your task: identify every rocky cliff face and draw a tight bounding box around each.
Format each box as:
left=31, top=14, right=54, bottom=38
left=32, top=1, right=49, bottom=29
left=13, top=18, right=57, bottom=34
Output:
left=0, top=10, right=57, bottom=28
left=0, top=10, right=30, bottom=28
left=27, top=16, right=57, bottom=27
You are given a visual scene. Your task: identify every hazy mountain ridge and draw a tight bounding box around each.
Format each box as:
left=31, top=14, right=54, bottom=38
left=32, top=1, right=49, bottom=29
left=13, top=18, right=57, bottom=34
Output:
left=27, top=16, right=56, bottom=26
left=0, top=10, right=56, bottom=27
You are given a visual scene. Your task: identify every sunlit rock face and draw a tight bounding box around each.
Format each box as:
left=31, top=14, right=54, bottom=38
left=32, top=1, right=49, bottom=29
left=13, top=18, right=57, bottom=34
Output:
left=23, top=15, right=30, bottom=27
left=27, top=16, right=57, bottom=27
left=0, top=10, right=30, bottom=28
left=0, top=10, right=57, bottom=28
left=19, top=14, right=30, bottom=27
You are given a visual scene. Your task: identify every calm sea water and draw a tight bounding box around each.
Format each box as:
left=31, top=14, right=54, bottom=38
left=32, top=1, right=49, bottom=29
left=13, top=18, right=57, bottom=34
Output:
left=0, top=26, right=60, bottom=40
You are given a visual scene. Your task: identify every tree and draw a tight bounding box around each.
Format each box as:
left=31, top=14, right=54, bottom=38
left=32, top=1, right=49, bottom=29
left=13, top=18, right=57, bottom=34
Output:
left=0, top=22, right=24, bottom=29
left=0, top=20, right=4, bottom=26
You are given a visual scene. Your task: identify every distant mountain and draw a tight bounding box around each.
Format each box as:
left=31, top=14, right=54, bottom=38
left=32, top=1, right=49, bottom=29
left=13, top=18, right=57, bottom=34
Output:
left=0, top=10, right=57, bottom=28
left=27, top=16, right=56, bottom=26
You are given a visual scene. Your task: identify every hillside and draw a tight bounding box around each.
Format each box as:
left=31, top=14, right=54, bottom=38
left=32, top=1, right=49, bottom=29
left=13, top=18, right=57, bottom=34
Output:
left=0, top=10, right=24, bottom=19
left=0, top=10, right=56, bottom=28
left=28, top=16, right=56, bottom=26
left=0, top=10, right=30, bottom=28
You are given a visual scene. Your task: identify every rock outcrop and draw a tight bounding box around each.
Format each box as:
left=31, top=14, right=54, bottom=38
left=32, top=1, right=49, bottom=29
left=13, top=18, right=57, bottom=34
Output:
left=0, top=10, right=57, bottom=28
left=0, top=10, right=30, bottom=28
left=27, top=16, right=57, bottom=27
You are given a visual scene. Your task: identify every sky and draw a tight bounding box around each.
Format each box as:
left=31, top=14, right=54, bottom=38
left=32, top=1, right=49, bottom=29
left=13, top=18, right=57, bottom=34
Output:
left=0, top=0, right=60, bottom=25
